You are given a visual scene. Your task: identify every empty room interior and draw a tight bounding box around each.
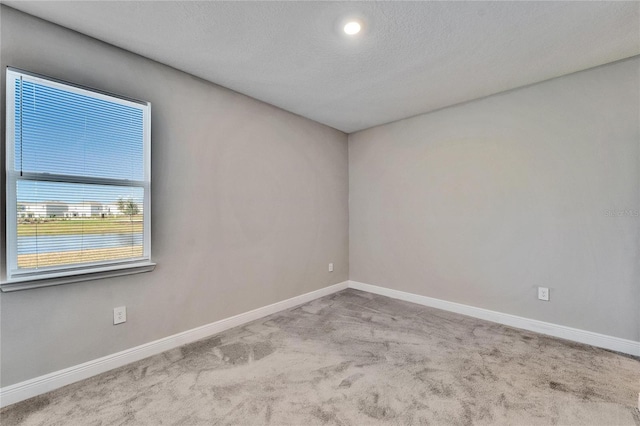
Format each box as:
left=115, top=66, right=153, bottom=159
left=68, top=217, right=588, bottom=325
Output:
left=0, top=1, right=639, bottom=425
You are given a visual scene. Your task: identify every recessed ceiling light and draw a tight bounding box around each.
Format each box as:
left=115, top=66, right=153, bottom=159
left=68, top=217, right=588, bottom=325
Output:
left=343, top=21, right=361, bottom=35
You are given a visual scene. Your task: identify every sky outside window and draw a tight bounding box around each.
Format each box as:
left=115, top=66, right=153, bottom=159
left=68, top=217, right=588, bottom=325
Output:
left=15, top=79, right=144, bottom=183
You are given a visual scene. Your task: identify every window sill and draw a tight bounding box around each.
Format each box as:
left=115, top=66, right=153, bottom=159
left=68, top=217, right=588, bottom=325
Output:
left=0, top=261, right=156, bottom=292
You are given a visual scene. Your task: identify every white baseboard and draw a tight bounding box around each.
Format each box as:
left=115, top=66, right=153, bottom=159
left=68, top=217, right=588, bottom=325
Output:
left=348, top=280, right=640, bottom=357
left=3, top=279, right=636, bottom=408
left=0, top=281, right=349, bottom=408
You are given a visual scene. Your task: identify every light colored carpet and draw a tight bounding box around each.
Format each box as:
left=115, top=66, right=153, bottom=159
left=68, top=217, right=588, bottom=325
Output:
left=2, top=289, right=639, bottom=425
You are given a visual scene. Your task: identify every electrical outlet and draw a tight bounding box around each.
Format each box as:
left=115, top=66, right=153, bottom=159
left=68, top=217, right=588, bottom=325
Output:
left=113, top=306, right=127, bottom=325
left=538, top=287, right=550, bottom=301
left=328, top=263, right=334, bottom=272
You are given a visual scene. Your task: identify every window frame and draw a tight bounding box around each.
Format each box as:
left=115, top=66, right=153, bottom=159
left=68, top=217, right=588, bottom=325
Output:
left=3, top=68, right=154, bottom=290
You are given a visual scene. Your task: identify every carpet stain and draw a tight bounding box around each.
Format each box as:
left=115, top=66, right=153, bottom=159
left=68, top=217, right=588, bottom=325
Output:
left=549, top=380, right=570, bottom=392
left=215, top=341, right=274, bottom=365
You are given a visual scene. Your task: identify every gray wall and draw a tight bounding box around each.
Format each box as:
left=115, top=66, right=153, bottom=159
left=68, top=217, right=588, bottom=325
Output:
left=350, top=57, right=639, bottom=342
left=0, top=7, right=349, bottom=387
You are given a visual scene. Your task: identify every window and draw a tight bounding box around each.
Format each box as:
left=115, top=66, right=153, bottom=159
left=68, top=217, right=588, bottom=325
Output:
left=4, top=68, right=153, bottom=289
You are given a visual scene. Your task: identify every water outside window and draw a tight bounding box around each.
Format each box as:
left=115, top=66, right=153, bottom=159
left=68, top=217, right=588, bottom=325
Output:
left=17, top=181, right=144, bottom=269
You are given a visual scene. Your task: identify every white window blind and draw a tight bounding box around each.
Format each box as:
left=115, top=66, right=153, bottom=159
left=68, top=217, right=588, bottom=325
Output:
left=4, top=68, right=152, bottom=288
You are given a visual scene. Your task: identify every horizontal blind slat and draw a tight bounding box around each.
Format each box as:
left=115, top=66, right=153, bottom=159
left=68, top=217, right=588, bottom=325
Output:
left=16, top=80, right=145, bottom=181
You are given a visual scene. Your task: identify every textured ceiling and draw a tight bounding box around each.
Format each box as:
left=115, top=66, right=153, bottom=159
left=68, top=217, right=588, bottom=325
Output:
left=3, top=1, right=639, bottom=133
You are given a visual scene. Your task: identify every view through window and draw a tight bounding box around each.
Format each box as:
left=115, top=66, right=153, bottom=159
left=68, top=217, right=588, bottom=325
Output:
left=5, top=69, right=151, bottom=284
